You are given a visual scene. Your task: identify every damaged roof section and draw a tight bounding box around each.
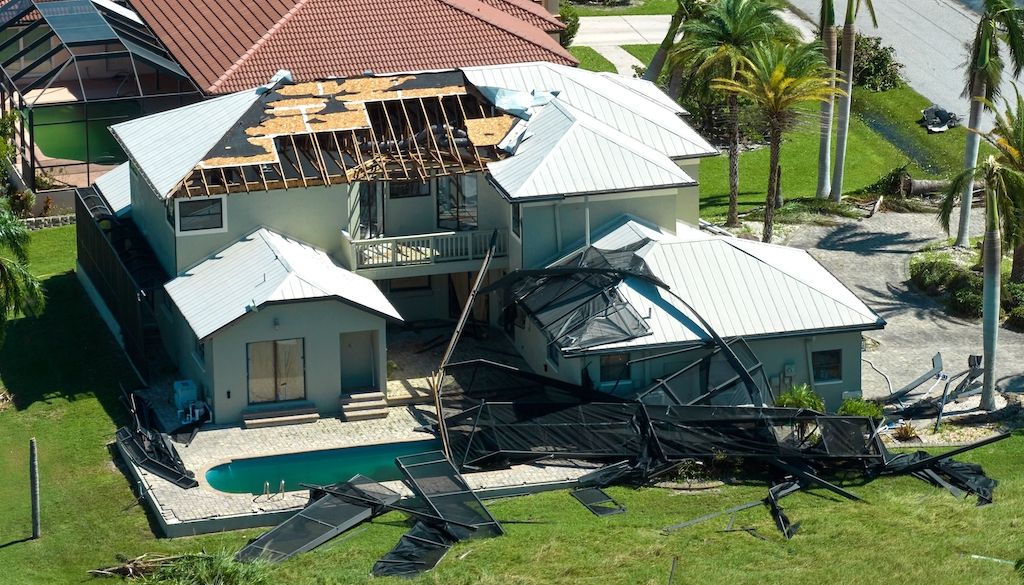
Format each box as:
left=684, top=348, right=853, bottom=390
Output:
left=113, top=70, right=516, bottom=199
left=492, top=218, right=885, bottom=357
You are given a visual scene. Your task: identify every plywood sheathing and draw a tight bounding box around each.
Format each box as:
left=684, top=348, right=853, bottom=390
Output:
left=465, top=115, right=516, bottom=147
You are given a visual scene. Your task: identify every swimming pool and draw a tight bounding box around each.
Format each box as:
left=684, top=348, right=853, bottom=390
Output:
left=205, top=439, right=441, bottom=494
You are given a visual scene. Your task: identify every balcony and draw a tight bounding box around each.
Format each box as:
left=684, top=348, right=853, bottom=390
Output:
left=351, top=229, right=509, bottom=278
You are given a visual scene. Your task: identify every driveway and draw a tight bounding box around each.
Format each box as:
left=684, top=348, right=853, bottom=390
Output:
left=785, top=211, right=1024, bottom=398
left=787, top=0, right=1010, bottom=130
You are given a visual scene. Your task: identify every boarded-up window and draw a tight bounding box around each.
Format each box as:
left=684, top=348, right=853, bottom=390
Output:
left=247, top=338, right=306, bottom=403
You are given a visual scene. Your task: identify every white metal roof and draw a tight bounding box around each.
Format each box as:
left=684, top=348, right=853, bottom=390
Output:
left=463, top=61, right=717, bottom=159
left=94, top=162, right=131, bottom=216
left=165, top=228, right=402, bottom=339
left=596, top=72, right=688, bottom=115
left=110, top=88, right=262, bottom=199
left=572, top=221, right=883, bottom=354
left=487, top=99, right=696, bottom=200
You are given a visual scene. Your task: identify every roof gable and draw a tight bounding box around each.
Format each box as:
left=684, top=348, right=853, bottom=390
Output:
left=165, top=228, right=402, bottom=339
left=110, top=89, right=262, bottom=198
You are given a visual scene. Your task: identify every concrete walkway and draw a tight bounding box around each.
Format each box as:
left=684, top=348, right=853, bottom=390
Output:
left=787, top=0, right=1006, bottom=130
left=785, top=211, right=1024, bottom=398
left=576, top=12, right=814, bottom=76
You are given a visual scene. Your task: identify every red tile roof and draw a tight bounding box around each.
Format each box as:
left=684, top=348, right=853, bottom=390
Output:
left=129, top=0, right=576, bottom=95
left=479, top=0, right=563, bottom=32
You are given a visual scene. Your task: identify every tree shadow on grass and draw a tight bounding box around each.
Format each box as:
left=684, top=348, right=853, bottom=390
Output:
left=0, top=271, right=139, bottom=423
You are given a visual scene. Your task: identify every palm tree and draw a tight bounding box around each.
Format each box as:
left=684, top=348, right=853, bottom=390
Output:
left=643, top=0, right=708, bottom=83
left=829, top=0, right=876, bottom=202
left=816, top=0, right=838, bottom=199
left=669, top=0, right=796, bottom=227
left=940, top=156, right=1023, bottom=411
left=953, top=0, right=1024, bottom=248
left=982, top=87, right=1024, bottom=282
left=0, top=201, right=44, bottom=339
left=713, top=41, right=844, bottom=243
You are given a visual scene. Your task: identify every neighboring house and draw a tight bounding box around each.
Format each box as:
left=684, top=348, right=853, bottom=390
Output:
left=502, top=218, right=885, bottom=410
left=75, top=61, right=881, bottom=426
left=0, top=0, right=572, bottom=188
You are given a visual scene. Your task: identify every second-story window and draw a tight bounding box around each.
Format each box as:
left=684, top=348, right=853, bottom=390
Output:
left=389, top=180, right=430, bottom=199
left=176, top=196, right=226, bottom=234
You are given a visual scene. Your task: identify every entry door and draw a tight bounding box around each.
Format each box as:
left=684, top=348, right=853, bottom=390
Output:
left=340, top=331, right=376, bottom=392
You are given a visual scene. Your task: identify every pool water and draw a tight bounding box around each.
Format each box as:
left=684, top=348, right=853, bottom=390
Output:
left=205, top=439, right=441, bottom=494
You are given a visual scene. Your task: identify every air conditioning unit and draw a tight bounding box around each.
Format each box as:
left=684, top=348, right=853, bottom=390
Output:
left=173, top=380, right=198, bottom=411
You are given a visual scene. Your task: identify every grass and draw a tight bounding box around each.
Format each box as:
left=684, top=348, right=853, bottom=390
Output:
left=569, top=46, right=617, bottom=73
left=698, top=85, right=972, bottom=220
left=573, top=0, right=676, bottom=17
left=622, top=43, right=659, bottom=68
left=1, top=228, right=1023, bottom=584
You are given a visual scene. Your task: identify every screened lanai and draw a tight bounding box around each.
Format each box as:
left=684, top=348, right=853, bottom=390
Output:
left=0, top=0, right=200, bottom=188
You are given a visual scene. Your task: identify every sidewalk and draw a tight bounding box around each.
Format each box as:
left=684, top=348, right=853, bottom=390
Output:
left=576, top=13, right=814, bottom=76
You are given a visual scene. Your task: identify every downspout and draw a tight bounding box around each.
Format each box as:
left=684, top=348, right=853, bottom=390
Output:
left=554, top=201, right=563, bottom=251
left=584, top=195, right=591, bottom=247
left=804, top=336, right=815, bottom=393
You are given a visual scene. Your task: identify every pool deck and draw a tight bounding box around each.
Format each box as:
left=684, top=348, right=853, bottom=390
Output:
left=121, top=405, right=598, bottom=537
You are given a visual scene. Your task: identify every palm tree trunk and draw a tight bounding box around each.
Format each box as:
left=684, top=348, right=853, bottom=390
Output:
left=981, top=187, right=1001, bottom=411
left=763, top=125, right=782, bottom=243
left=727, top=91, right=741, bottom=227
left=643, top=3, right=686, bottom=82
left=830, top=21, right=856, bottom=201
left=817, top=25, right=838, bottom=199
left=956, top=73, right=986, bottom=248
left=668, top=69, right=683, bottom=100
left=1012, top=243, right=1024, bottom=283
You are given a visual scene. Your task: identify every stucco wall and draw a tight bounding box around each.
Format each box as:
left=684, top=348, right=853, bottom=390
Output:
left=517, top=330, right=865, bottom=412
left=153, top=287, right=213, bottom=405
left=206, top=299, right=387, bottom=425
left=518, top=189, right=688, bottom=268
left=129, top=165, right=177, bottom=276
left=173, top=184, right=352, bottom=272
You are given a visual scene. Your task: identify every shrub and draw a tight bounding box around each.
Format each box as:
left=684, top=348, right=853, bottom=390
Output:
left=8, top=188, right=34, bottom=218
left=837, top=398, right=884, bottom=419
left=842, top=34, right=905, bottom=91
left=909, top=254, right=959, bottom=294
left=775, top=384, right=825, bottom=412
left=948, top=270, right=984, bottom=318
left=560, top=2, right=580, bottom=48
left=892, top=421, right=919, bottom=442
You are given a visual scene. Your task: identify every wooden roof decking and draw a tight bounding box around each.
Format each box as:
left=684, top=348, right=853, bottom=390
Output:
left=177, top=73, right=514, bottom=198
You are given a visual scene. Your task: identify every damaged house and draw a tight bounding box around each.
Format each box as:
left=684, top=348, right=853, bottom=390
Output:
left=75, top=61, right=882, bottom=428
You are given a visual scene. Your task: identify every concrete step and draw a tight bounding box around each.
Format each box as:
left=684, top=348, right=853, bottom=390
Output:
left=340, top=391, right=386, bottom=405
left=243, top=412, right=320, bottom=429
left=386, top=386, right=433, bottom=406
left=339, top=408, right=389, bottom=422
left=340, top=399, right=388, bottom=412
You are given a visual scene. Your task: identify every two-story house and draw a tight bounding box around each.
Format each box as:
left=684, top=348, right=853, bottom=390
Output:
left=76, top=62, right=882, bottom=427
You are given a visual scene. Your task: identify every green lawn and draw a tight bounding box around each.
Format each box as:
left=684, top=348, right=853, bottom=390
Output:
left=570, top=46, right=617, bottom=73
left=623, top=43, right=659, bottom=67
left=698, top=86, right=971, bottom=220
left=573, top=0, right=676, bottom=17
left=0, top=229, right=1022, bottom=584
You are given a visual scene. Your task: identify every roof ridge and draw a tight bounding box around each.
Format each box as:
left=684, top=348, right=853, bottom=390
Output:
left=434, top=0, right=573, bottom=62
left=696, top=239, right=881, bottom=321
left=209, top=0, right=311, bottom=93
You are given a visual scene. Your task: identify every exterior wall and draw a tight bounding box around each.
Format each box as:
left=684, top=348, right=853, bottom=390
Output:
left=518, top=189, right=690, bottom=268
left=518, top=330, right=866, bottom=412
left=174, top=184, right=353, bottom=272
left=153, top=287, right=213, bottom=404
left=383, top=275, right=449, bottom=322
left=206, top=299, right=388, bottom=425
left=383, top=188, right=437, bottom=235
left=676, top=160, right=700, bottom=225
left=129, top=166, right=177, bottom=276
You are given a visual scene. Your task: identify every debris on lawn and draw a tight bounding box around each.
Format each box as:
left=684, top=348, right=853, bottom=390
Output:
left=89, top=553, right=185, bottom=578
left=0, top=389, right=10, bottom=412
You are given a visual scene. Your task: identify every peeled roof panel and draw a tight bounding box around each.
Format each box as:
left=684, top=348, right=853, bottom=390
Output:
left=109, top=88, right=262, bottom=198
left=465, top=62, right=716, bottom=159
left=165, top=228, right=402, bottom=339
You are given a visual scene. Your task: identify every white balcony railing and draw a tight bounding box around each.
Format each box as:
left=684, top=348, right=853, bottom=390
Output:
left=352, top=229, right=508, bottom=269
